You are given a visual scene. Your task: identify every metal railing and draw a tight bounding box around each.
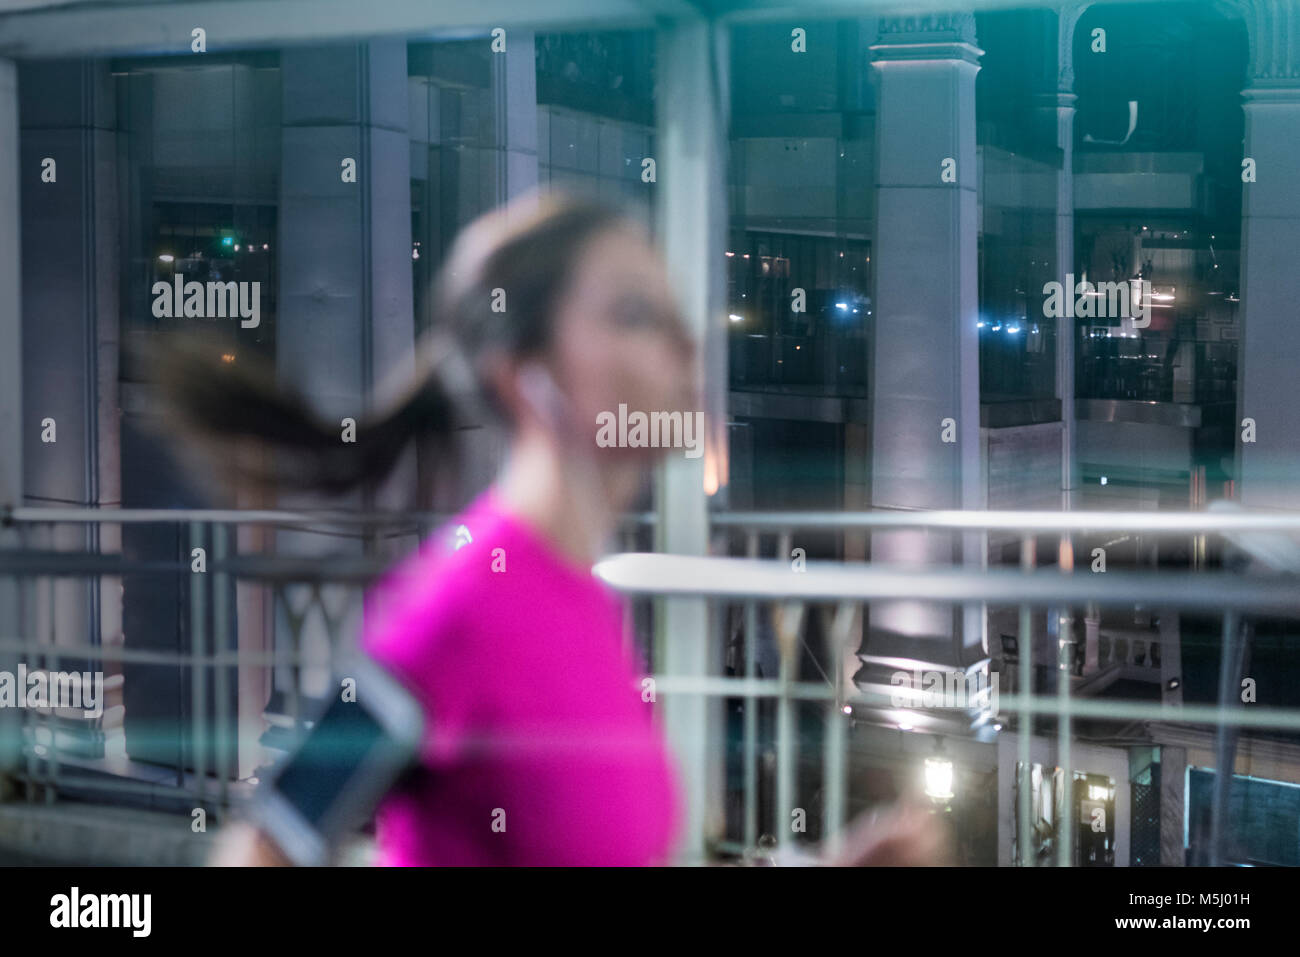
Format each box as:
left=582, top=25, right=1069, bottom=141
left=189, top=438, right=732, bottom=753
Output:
left=1, top=504, right=1298, bottom=865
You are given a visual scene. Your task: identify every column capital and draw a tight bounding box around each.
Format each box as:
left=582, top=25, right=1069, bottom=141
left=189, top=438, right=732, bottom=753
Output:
left=1241, top=0, right=1300, bottom=89
left=1056, top=1, right=1090, bottom=94
left=872, top=14, right=982, bottom=65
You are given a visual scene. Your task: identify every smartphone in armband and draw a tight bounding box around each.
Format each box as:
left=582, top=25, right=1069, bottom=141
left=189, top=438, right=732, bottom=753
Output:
left=248, top=656, right=424, bottom=866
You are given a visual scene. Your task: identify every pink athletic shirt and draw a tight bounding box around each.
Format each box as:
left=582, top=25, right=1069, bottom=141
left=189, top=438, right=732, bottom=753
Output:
left=362, top=490, right=680, bottom=866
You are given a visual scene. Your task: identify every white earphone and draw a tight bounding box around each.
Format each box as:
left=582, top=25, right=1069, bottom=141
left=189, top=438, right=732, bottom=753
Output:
left=517, top=362, right=572, bottom=433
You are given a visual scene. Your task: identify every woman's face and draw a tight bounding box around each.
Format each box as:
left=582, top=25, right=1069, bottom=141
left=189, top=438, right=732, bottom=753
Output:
left=543, top=226, right=698, bottom=458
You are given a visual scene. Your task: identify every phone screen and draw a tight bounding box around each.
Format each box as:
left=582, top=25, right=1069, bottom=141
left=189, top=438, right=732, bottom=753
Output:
left=273, top=698, right=390, bottom=826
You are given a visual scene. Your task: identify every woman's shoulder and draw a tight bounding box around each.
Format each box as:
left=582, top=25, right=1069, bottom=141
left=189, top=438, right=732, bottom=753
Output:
left=360, top=497, right=514, bottom=673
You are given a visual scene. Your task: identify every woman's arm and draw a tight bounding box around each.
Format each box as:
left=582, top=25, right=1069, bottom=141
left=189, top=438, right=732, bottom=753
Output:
left=209, top=822, right=292, bottom=867
left=826, top=801, right=951, bottom=866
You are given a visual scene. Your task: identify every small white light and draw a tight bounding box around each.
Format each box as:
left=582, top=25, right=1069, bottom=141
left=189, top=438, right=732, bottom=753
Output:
left=924, top=757, right=954, bottom=800
left=158, top=254, right=174, bottom=263
left=842, top=705, right=852, bottom=715
left=835, top=302, right=848, bottom=310
left=1100, top=476, right=1108, bottom=486
left=729, top=314, right=743, bottom=323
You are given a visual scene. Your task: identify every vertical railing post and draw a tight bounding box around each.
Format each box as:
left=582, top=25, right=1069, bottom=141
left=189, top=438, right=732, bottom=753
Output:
left=743, top=529, right=759, bottom=852
left=822, top=600, right=854, bottom=855
left=654, top=15, right=729, bottom=864
left=43, top=562, right=56, bottom=802
left=189, top=522, right=207, bottom=810
left=774, top=600, right=803, bottom=850
left=1018, top=533, right=1034, bottom=866
left=1056, top=534, right=1074, bottom=867
left=1210, top=609, right=1248, bottom=865
left=213, top=523, right=231, bottom=811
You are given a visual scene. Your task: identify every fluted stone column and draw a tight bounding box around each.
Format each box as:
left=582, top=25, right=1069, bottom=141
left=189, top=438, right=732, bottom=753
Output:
left=278, top=39, right=415, bottom=446
left=1237, top=0, right=1300, bottom=509
left=275, top=40, right=416, bottom=708
left=860, top=15, right=984, bottom=691
left=18, top=60, right=120, bottom=698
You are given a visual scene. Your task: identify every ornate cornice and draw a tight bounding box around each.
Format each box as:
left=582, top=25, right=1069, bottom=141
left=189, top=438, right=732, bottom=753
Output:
left=873, top=13, right=982, bottom=64
left=878, top=13, right=977, bottom=43
left=1240, top=0, right=1300, bottom=87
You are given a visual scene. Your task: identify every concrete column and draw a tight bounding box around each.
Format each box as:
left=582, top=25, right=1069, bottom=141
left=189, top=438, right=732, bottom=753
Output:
left=490, top=30, right=539, bottom=209
left=0, top=58, right=22, bottom=776
left=279, top=39, right=415, bottom=440
left=655, top=19, right=728, bottom=863
left=456, top=33, right=538, bottom=498
left=276, top=40, right=415, bottom=706
left=18, top=60, right=120, bottom=697
left=860, top=15, right=983, bottom=686
left=1237, top=0, right=1300, bottom=509
left=428, top=35, right=540, bottom=239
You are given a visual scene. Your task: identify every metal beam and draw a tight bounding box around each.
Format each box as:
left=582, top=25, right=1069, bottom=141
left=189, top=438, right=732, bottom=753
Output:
left=704, top=0, right=1225, bottom=23
left=0, top=0, right=702, bottom=59
left=0, top=0, right=1243, bottom=60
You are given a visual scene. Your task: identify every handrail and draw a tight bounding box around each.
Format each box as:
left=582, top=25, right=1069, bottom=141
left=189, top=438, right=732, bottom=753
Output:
left=3, top=505, right=659, bottom=528
left=593, top=553, right=1300, bottom=613
left=10, top=503, right=1300, bottom=534
left=711, top=508, right=1300, bottom=533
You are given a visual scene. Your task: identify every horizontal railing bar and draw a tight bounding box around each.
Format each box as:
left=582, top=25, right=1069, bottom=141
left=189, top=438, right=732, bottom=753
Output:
left=712, top=509, right=1300, bottom=534
left=0, top=551, right=388, bottom=581
left=5, top=506, right=660, bottom=528
left=6, top=506, right=446, bottom=526
left=13, top=504, right=1300, bottom=534
left=0, top=552, right=189, bottom=576
left=0, top=638, right=343, bottom=668
left=629, top=676, right=1300, bottom=731
left=6, top=547, right=1300, bottom=611
left=595, top=554, right=1300, bottom=613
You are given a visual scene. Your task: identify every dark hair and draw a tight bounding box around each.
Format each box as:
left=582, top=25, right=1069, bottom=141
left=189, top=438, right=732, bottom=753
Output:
left=154, top=193, right=630, bottom=497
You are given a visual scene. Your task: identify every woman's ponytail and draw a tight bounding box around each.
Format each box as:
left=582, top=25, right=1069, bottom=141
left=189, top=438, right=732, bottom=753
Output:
left=151, top=337, right=459, bottom=498
left=151, top=192, right=629, bottom=502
